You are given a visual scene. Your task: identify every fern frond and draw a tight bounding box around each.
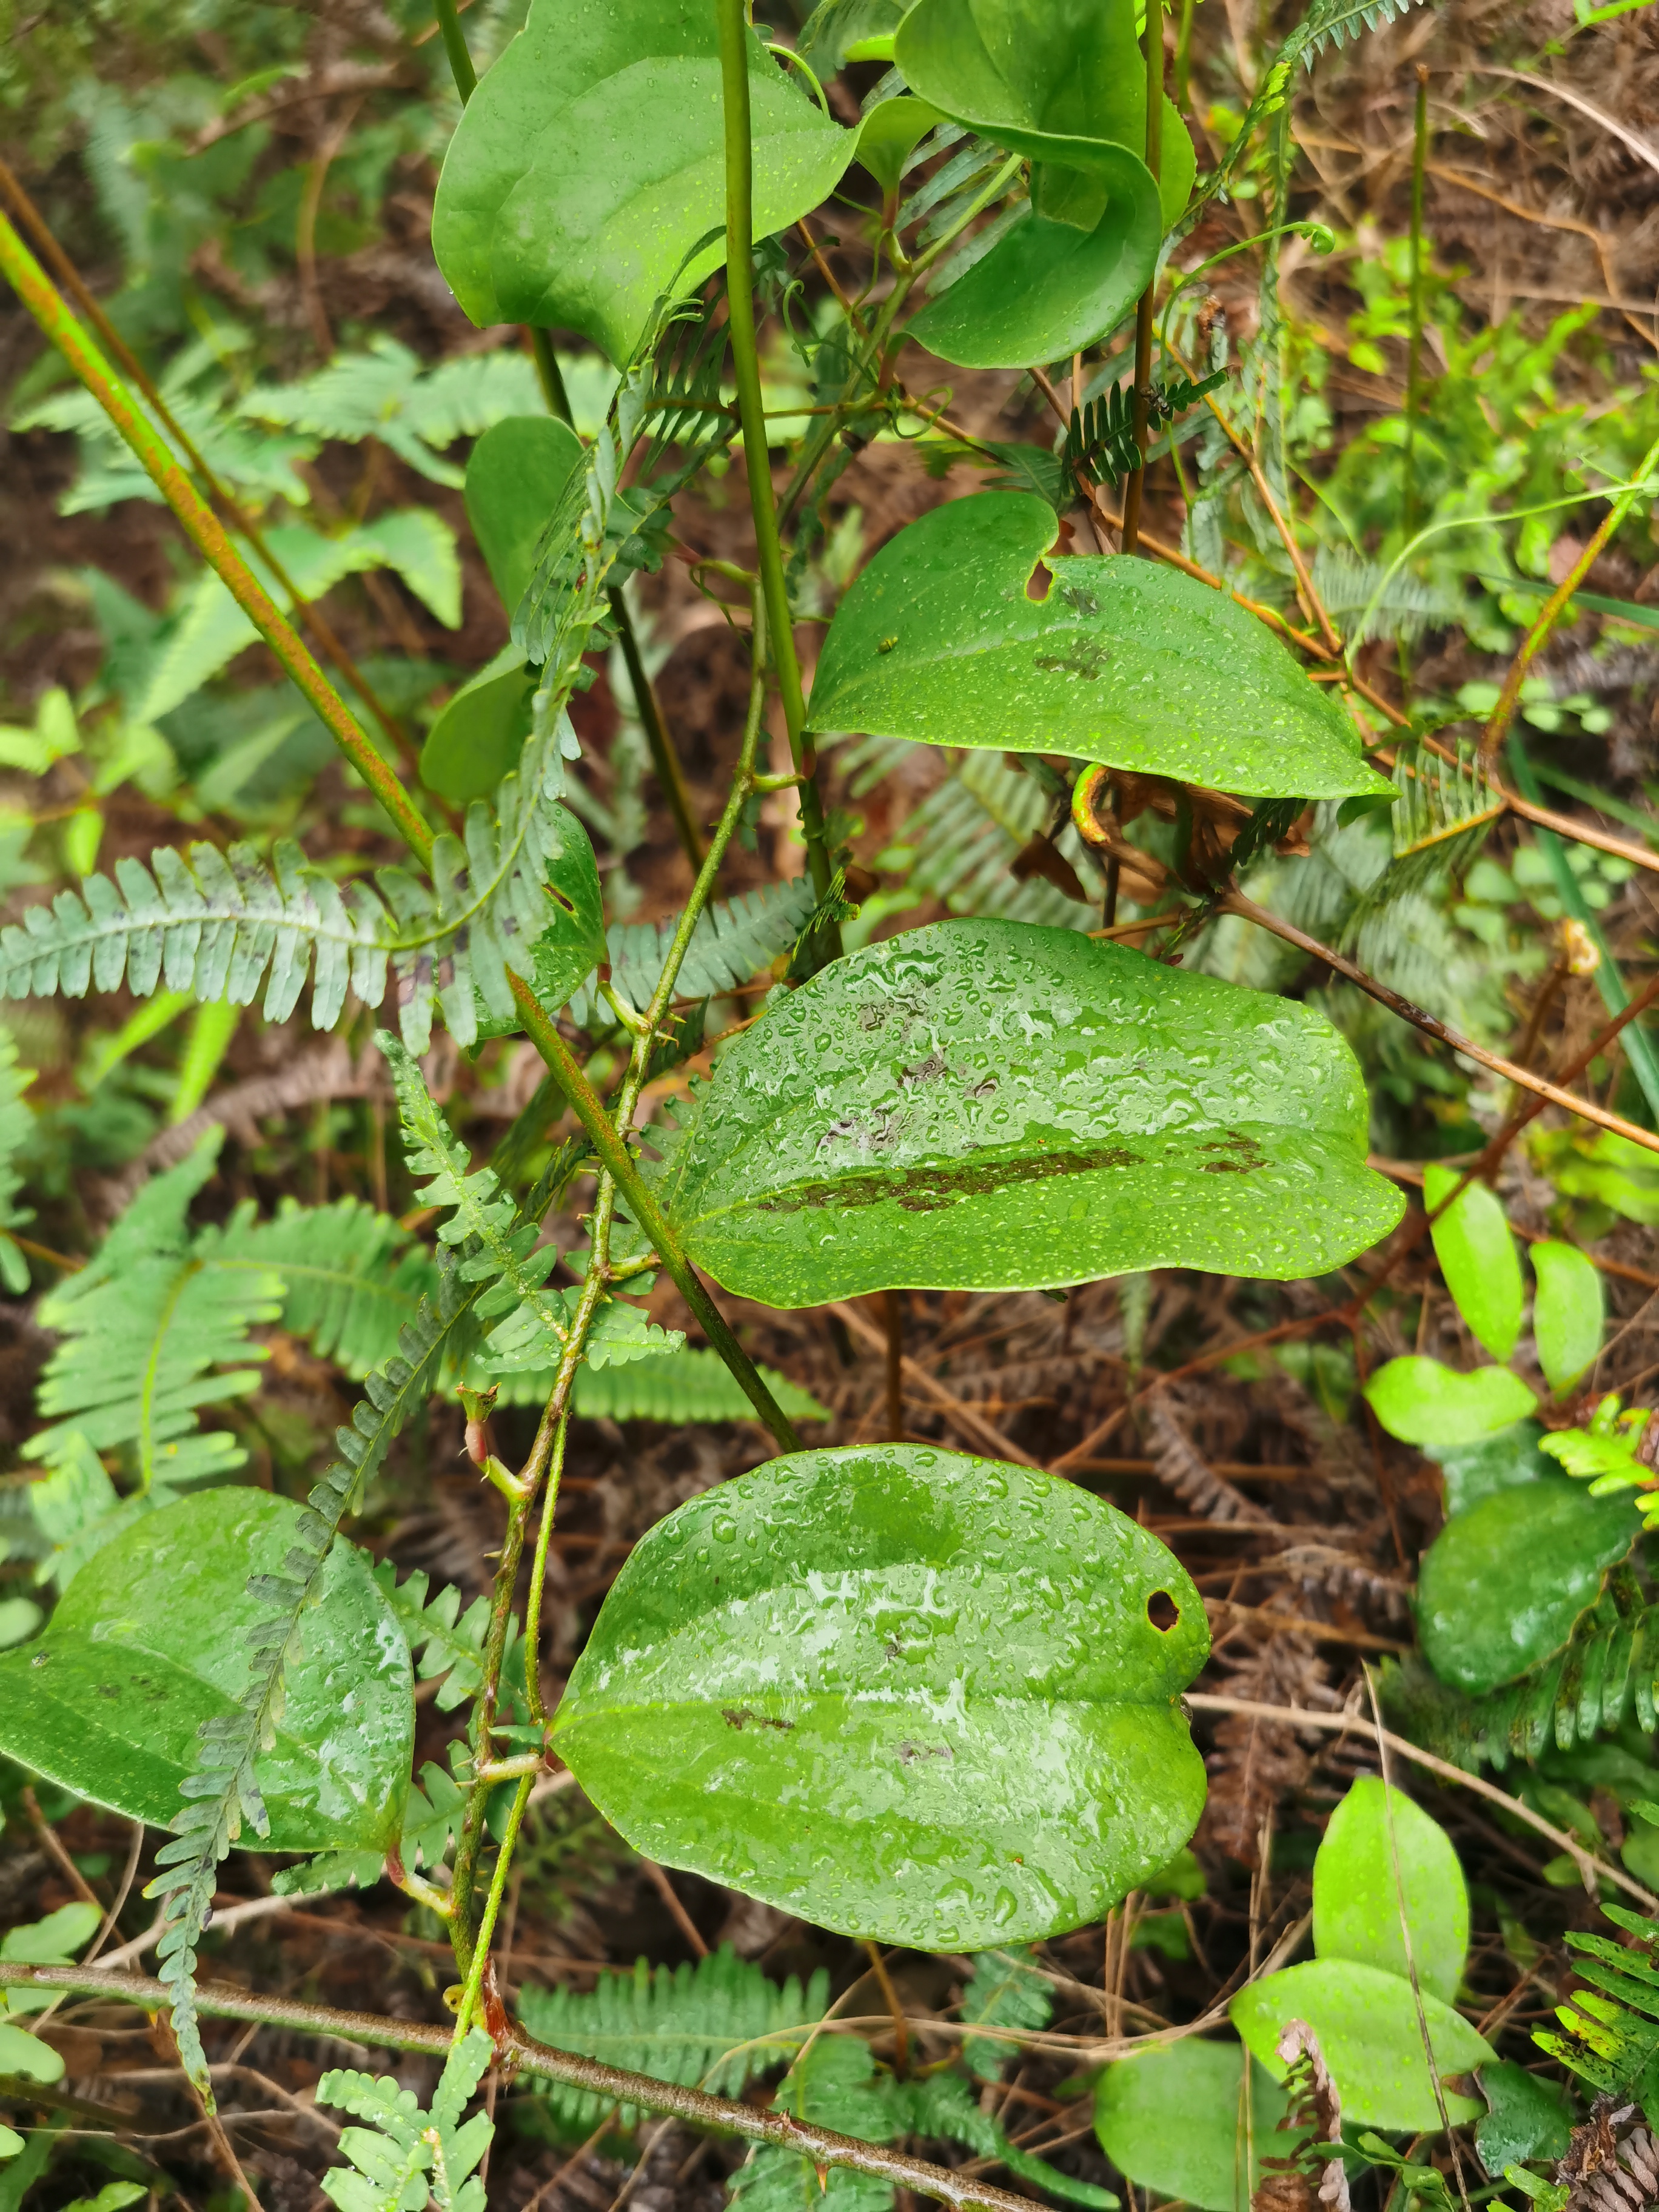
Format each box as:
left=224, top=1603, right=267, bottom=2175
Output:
left=518, top=1947, right=830, bottom=2134
left=477, top=1344, right=826, bottom=1421
left=215, top=1195, right=441, bottom=1381
left=0, top=1024, right=34, bottom=1295
left=24, top=1133, right=280, bottom=1489
left=0, top=722, right=593, bottom=1053
left=317, top=2025, right=495, bottom=2212
left=888, top=754, right=1094, bottom=929
left=143, top=1253, right=480, bottom=2096
left=1309, top=548, right=1461, bottom=647
left=1389, top=737, right=1503, bottom=866
left=1535, top=1901, right=1659, bottom=2096
left=896, top=2073, right=1118, bottom=2208
left=1380, top=1569, right=1658, bottom=1771
left=374, top=1566, right=506, bottom=1717
left=729, top=2036, right=894, bottom=2212
left=1298, top=0, right=1436, bottom=56
left=1335, top=741, right=1503, bottom=1005
left=27, top=1432, right=149, bottom=1593
left=958, top=1946, right=1055, bottom=2080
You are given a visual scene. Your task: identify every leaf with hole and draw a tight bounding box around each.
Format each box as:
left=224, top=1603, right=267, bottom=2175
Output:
left=1533, top=1241, right=1603, bottom=1395
left=1094, top=2041, right=1298, bottom=2212
left=651, top=919, right=1403, bottom=1307
left=1232, top=1959, right=1494, bottom=2132
left=0, top=1489, right=412, bottom=1852
left=1416, top=1476, right=1640, bottom=1694
left=1312, top=1779, right=1468, bottom=2004
left=432, top=0, right=853, bottom=366
left=550, top=1443, right=1210, bottom=1950
left=1363, top=1356, right=1536, bottom=1447
left=1423, top=1165, right=1523, bottom=1362
left=806, top=495, right=1390, bottom=799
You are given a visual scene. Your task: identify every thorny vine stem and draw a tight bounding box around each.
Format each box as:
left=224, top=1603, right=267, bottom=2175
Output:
left=716, top=0, right=839, bottom=929
left=449, top=587, right=786, bottom=2015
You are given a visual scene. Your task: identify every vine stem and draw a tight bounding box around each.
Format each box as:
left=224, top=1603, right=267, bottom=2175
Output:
left=1120, top=0, right=1163, bottom=554
left=0, top=1964, right=1042, bottom=2212
left=1479, top=423, right=1659, bottom=762
left=1402, top=65, right=1430, bottom=542
left=0, top=210, right=436, bottom=863
left=714, top=0, right=839, bottom=931
left=0, top=199, right=799, bottom=1452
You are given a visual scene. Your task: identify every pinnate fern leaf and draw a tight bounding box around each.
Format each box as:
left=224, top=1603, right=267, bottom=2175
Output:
left=518, top=1947, right=830, bottom=2134
left=218, top=1195, right=441, bottom=1380
left=317, top=2025, right=496, bottom=2212
left=0, top=712, right=590, bottom=1054
left=24, top=1132, right=280, bottom=1489
left=958, top=1945, right=1055, bottom=2080
left=144, top=1253, right=481, bottom=2096
left=1535, top=1900, right=1659, bottom=2095
left=598, top=877, right=819, bottom=1016
left=486, top=1346, right=829, bottom=1424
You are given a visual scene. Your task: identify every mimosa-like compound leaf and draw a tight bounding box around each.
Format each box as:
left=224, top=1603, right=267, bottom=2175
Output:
left=806, top=495, right=1391, bottom=799
left=432, top=0, right=853, bottom=366
left=552, top=1444, right=1210, bottom=1950
left=652, top=920, right=1403, bottom=1305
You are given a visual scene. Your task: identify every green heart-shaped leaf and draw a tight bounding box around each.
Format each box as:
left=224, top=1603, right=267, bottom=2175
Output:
left=896, top=0, right=1193, bottom=228
left=432, top=0, right=853, bottom=366
left=1094, top=2042, right=1296, bottom=2212
left=907, top=191, right=1161, bottom=370
left=0, top=1490, right=412, bottom=1852
left=1415, top=1476, right=1640, bottom=1694
left=1232, top=1960, right=1493, bottom=2132
left=806, top=495, right=1391, bottom=799
left=854, top=96, right=947, bottom=197
left=1312, top=1779, right=1468, bottom=2004
left=551, top=1443, right=1209, bottom=1949
left=465, top=415, right=585, bottom=615
left=653, top=920, right=1403, bottom=1306
left=1363, top=1356, right=1537, bottom=1447
left=421, top=645, right=537, bottom=804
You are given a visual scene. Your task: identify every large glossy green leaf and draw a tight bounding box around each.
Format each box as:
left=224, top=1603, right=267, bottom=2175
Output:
left=1232, top=1960, right=1493, bottom=2131
left=1423, top=1165, right=1523, bottom=1362
left=1415, top=1476, right=1640, bottom=1694
left=652, top=920, right=1403, bottom=1306
left=906, top=195, right=1161, bottom=370
left=0, top=1490, right=412, bottom=1852
left=1094, top=2042, right=1295, bottom=2212
left=1429, top=1419, right=1552, bottom=1517
left=1364, top=1356, right=1536, bottom=1447
left=805, top=495, right=1390, bottom=799
left=432, top=0, right=853, bottom=366
left=465, top=416, right=585, bottom=615
left=1312, top=1780, right=1467, bottom=2005
left=1532, top=1241, right=1603, bottom=1395
left=551, top=1444, right=1210, bottom=1949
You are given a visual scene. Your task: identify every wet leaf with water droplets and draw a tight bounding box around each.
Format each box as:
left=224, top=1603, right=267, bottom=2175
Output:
left=651, top=919, right=1403, bottom=1305
left=432, top=0, right=853, bottom=366
left=551, top=1444, right=1209, bottom=1949
left=806, top=495, right=1392, bottom=798
left=0, top=1491, right=411, bottom=1852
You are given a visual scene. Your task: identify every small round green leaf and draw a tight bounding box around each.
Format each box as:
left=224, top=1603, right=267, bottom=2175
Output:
left=1231, top=1959, right=1494, bottom=2132
left=432, top=0, right=853, bottom=365
left=464, top=415, right=585, bottom=616
left=1423, top=1165, right=1523, bottom=1362
left=1416, top=1476, right=1640, bottom=1693
left=1473, top=2061, right=1572, bottom=2176
left=0, top=2023, right=64, bottom=2084
left=0, top=1490, right=412, bottom=1853
left=1532, top=1241, right=1603, bottom=1396
left=806, top=495, right=1390, bottom=799
left=551, top=1444, right=1210, bottom=1950
left=653, top=920, right=1403, bottom=1306
left=1094, top=2042, right=1297, bottom=2212
left=1312, top=1780, right=1468, bottom=2003
left=1363, top=1357, right=1536, bottom=1447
